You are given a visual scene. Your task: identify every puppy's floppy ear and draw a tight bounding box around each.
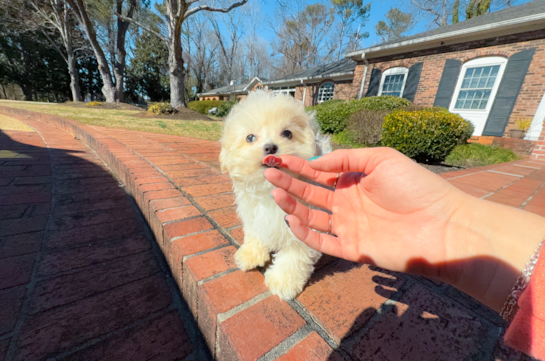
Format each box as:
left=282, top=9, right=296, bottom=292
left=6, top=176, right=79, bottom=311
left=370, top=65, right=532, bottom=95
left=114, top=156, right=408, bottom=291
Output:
left=219, top=148, right=228, bottom=173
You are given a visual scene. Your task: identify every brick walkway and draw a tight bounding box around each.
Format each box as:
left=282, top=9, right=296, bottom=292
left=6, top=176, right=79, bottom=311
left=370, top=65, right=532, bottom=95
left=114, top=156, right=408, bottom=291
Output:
left=0, top=121, right=211, bottom=360
left=1, top=106, right=545, bottom=361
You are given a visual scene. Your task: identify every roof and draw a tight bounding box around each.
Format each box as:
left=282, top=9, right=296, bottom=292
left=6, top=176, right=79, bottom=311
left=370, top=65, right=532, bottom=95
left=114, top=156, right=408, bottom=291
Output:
left=198, top=77, right=262, bottom=96
left=347, top=0, right=545, bottom=59
left=264, top=58, right=356, bottom=85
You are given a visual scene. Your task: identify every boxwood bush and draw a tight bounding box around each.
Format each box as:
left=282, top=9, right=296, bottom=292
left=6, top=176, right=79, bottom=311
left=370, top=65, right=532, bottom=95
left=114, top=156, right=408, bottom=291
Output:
left=188, top=100, right=222, bottom=115
left=309, top=96, right=412, bottom=135
left=381, top=108, right=474, bottom=163
left=147, top=102, right=177, bottom=115
left=216, top=100, right=236, bottom=117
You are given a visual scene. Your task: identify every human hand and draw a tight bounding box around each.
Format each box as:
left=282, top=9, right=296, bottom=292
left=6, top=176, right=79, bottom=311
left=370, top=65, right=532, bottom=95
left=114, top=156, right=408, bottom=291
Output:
left=264, top=148, right=469, bottom=277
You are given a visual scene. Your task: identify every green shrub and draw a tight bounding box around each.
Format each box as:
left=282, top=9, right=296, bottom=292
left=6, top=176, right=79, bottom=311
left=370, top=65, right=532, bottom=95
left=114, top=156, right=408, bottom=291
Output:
left=320, top=99, right=345, bottom=106
left=188, top=100, right=222, bottom=115
left=309, top=96, right=413, bottom=135
left=216, top=100, right=236, bottom=117
left=382, top=109, right=474, bottom=163
left=147, top=102, right=177, bottom=115
left=331, top=129, right=366, bottom=148
left=347, top=109, right=390, bottom=146
left=445, top=144, right=520, bottom=167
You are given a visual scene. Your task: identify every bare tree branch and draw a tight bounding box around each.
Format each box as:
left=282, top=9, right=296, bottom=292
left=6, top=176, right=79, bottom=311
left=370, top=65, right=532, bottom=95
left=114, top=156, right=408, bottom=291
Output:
left=185, top=0, right=248, bottom=18
left=114, top=12, right=168, bottom=43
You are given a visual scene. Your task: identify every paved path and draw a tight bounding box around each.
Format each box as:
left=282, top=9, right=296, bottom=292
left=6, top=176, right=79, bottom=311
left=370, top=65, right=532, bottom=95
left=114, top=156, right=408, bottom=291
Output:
left=1, top=108, right=545, bottom=361
left=0, top=121, right=210, bottom=360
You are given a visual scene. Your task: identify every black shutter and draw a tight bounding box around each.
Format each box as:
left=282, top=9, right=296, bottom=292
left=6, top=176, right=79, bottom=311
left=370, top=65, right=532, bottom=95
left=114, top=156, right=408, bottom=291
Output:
left=482, top=49, right=536, bottom=137
left=365, top=68, right=382, bottom=97
left=433, top=59, right=462, bottom=108
left=402, top=62, right=423, bottom=102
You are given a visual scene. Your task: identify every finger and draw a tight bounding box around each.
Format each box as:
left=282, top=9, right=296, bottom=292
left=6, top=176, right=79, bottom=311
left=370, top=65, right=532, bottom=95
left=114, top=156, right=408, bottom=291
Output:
left=308, top=148, right=404, bottom=175
left=277, top=155, right=339, bottom=187
left=272, top=188, right=331, bottom=233
left=284, top=215, right=344, bottom=259
left=265, top=168, right=334, bottom=210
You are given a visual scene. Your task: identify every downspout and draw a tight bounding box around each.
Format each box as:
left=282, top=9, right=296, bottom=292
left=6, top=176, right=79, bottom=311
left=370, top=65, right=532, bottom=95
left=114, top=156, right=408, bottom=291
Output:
left=358, top=53, right=368, bottom=99
left=301, top=79, right=307, bottom=105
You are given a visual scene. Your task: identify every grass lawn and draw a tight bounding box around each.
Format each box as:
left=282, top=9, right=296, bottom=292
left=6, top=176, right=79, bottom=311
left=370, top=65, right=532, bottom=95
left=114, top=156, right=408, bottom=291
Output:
left=0, top=101, right=223, bottom=141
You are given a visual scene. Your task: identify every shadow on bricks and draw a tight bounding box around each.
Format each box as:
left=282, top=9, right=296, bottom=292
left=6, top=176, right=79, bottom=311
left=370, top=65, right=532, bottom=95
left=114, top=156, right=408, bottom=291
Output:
left=0, top=129, right=211, bottom=361
left=324, top=257, right=537, bottom=361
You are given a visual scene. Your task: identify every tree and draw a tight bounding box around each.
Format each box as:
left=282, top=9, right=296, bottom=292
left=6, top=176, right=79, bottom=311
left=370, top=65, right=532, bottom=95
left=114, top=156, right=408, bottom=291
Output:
left=271, top=1, right=337, bottom=76
left=125, top=31, right=169, bottom=102
left=117, top=0, right=248, bottom=108
left=331, top=0, right=370, bottom=60
left=66, top=0, right=137, bottom=103
left=375, top=8, right=413, bottom=42
left=410, top=0, right=452, bottom=27
left=466, top=0, right=492, bottom=19
left=452, top=0, right=460, bottom=23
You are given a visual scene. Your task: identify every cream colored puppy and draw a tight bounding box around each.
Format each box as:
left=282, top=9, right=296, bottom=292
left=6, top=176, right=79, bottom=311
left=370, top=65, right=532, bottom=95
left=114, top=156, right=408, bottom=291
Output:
left=219, top=90, right=331, bottom=300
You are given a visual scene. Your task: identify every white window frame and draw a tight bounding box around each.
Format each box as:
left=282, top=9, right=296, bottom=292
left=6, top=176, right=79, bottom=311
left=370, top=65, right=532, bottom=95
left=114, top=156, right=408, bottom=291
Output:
left=378, top=67, right=409, bottom=97
left=317, top=82, right=335, bottom=103
left=449, top=57, right=508, bottom=136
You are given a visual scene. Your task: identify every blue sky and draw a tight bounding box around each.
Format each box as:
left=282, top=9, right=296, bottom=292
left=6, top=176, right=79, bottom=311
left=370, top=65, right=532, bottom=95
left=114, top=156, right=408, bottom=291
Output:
left=253, top=0, right=533, bottom=51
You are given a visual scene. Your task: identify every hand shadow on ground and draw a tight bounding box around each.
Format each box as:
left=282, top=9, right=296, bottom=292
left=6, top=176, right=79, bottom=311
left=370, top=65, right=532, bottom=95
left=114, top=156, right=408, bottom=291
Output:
left=0, top=128, right=212, bottom=360
left=303, top=256, right=538, bottom=361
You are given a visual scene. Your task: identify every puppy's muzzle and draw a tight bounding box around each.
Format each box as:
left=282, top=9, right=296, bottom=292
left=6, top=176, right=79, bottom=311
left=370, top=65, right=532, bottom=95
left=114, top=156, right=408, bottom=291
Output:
left=263, top=143, right=278, bottom=155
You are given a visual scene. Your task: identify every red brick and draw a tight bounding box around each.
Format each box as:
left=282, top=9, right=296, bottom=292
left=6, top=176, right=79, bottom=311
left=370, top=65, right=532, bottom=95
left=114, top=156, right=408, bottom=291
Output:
left=183, top=182, right=233, bottom=197
left=195, top=193, right=236, bottom=211
left=297, top=261, right=407, bottom=343
left=173, top=177, right=207, bottom=187
left=138, top=182, right=175, bottom=192
left=0, top=285, right=26, bottom=335
left=0, top=204, right=28, bottom=220
left=0, top=192, right=51, bottom=206
left=168, top=230, right=230, bottom=286
left=183, top=246, right=237, bottom=314
left=31, top=252, right=159, bottom=314
left=229, top=226, right=244, bottom=245
left=0, top=232, right=42, bottom=259
left=196, top=175, right=232, bottom=184
left=208, top=206, right=242, bottom=228
left=149, top=196, right=191, bottom=212
left=62, top=311, right=192, bottom=361
left=218, top=296, right=306, bottom=361
left=163, top=217, right=213, bottom=242
left=277, top=332, right=343, bottom=361
left=51, top=208, right=135, bottom=231
left=53, top=197, right=131, bottom=216
left=133, top=177, right=166, bottom=186
left=15, top=275, right=173, bottom=360
left=38, top=234, right=150, bottom=276
left=345, top=283, right=489, bottom=360
left=156, top=206, right=202, bottom=223
left=0, top=254, right=35, bottom=290
left=0, top=338, right=9, bottom=360
left=198, top=270, right=268, bottom=353
left=143, top=189, right=183, bottom=203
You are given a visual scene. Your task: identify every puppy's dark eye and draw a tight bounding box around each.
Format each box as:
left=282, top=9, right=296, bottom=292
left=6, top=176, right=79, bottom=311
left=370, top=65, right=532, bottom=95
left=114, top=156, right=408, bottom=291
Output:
left=246, top=134, right=256, bottom=143
left=281, top=130, right=292, bottom=139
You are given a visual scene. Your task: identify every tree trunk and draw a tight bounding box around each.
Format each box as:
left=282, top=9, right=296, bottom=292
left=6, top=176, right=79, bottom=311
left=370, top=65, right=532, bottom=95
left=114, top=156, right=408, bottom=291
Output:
left=168, top=30, right=185, bottom=108
left=66, top=50, right=82, bottom=102
left=113, top=0, right=135, bottom=103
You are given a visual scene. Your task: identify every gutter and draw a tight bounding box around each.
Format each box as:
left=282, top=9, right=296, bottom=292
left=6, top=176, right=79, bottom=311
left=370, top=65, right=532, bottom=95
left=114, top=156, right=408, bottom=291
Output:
left=358, top=54, right=368, bottom=100
left=263, top=71, right=354, bottom=87
left=345, top=13, right=545, bottom=59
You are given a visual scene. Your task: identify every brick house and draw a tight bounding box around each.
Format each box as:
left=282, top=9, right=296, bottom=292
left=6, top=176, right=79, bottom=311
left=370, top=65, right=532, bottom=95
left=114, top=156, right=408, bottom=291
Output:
left=262, top=58, right=359, bottom=107
left=197, top=77, right=265, bottom=101
left=265, top=0, right=545, bottom=157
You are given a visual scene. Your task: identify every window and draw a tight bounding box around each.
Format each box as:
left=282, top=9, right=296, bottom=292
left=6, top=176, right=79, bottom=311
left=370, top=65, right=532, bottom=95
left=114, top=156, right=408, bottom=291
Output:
left=449, top=56, right=508, bottom=137
left=271, top=86, right=295, bottom=97
left=378, top=67, right=408, bottom=97
left=317, top=82, right=334, bottom=103
left=256, top=85, right=262, bottom=90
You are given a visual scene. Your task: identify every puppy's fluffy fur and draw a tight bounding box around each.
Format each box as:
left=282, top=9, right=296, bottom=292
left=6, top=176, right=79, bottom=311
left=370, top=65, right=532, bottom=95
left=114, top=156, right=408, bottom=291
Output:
left=219, top=90, right=331, bottom=300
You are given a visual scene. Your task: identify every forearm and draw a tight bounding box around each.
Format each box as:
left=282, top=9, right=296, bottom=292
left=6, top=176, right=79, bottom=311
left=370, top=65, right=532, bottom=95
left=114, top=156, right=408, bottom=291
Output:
left=438, top=192, right=545, bottom=312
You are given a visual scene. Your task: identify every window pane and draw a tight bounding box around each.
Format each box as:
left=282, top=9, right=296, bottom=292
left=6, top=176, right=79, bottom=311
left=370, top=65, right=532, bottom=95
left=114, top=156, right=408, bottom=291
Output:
left=454, top=65, right=501, bottom=110
left=318, top=82, right=334, bottom=102
left=382, top=74, right=406, bottom=97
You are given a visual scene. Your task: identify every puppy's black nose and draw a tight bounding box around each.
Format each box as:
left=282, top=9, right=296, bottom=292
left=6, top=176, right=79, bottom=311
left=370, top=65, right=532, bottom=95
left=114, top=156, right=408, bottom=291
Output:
left=263, top=143, right=278, bottom=155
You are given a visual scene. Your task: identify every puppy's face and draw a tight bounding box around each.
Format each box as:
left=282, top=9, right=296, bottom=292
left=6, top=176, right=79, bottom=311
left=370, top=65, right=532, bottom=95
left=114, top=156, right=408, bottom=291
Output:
left=220, top=91, right=316, bottom=182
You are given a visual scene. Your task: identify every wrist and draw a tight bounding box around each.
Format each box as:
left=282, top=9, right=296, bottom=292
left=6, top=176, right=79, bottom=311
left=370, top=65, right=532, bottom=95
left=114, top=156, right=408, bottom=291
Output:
left=438, top=192, right=545, bottom=312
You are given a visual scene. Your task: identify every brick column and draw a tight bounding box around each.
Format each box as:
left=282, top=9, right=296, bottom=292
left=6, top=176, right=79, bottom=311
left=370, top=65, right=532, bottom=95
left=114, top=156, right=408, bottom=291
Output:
left=530, top=121, right=545, bottom=160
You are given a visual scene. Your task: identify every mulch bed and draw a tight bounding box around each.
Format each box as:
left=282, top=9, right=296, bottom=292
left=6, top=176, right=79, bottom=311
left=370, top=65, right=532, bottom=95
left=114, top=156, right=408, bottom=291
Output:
left=133, top=106, right=214, bottom=121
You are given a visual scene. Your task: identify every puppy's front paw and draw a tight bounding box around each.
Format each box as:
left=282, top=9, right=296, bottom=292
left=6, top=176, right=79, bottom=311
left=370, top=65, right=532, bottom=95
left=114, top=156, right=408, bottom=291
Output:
left=264, top=268, right=305, bottom=301
left=234, top=241, right=270, bottom=271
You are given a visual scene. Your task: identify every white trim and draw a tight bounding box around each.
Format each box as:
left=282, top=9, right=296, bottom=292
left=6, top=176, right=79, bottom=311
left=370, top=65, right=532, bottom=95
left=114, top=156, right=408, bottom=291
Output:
left=317, top=82, right=335, bottom=103
left=346, top=13, right=545, bottom=59
left=449, top=56, right=508, bottom=136
left=525, top=89, right=545, bottom=141
left=378, top=67, right=409, bottom=97
left=262, top=72, right=354, bottom=87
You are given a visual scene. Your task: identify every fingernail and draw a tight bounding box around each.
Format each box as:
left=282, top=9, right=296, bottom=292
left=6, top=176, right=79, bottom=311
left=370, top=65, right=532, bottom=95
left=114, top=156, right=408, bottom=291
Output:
left=284, top=216, right=290, bottom=228
left=309, top=155, right=322, bottom=161
left=270, top=189, right=274, bottom=199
